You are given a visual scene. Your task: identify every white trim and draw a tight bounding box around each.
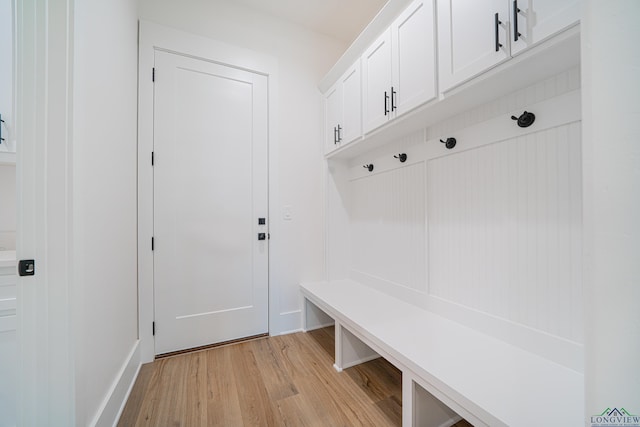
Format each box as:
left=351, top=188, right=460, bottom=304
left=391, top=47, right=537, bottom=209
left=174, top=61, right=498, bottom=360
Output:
left=91, top=341, right=141, bottom=427
left=137, top=21, right=279, bottom=363
left=276, top=309, right=303, bottom=335
left=16, top=0, right=75, bottom=425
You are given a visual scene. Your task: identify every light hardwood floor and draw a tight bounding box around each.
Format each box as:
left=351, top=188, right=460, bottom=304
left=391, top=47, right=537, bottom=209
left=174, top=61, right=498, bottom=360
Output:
left=118, top=327, right=472, bottom=426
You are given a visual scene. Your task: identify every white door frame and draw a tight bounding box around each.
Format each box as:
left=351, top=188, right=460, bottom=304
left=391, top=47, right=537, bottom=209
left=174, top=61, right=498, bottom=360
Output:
left=137, top=21, right=279, bottom=363
left=16, top=0, right=75, bottom=425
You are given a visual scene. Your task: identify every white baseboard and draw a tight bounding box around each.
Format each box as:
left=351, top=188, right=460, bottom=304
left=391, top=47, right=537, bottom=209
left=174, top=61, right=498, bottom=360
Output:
left=90, top=340, right=141, bottom=427
left=276, top=309, right=303, bottom=335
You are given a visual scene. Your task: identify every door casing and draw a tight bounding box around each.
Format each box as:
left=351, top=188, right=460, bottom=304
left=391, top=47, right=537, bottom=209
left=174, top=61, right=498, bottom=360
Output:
left=137, top=21, right=279, bottom=363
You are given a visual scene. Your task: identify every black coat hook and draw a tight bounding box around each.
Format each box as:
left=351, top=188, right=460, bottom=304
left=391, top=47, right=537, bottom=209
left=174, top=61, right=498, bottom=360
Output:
left=363, top=164, right=374, bottom=172
left=511, top=111, right=535, bottom=128
left=440, top=137, right=456, bottom=149
left=394, top=153, right=407, bottom=163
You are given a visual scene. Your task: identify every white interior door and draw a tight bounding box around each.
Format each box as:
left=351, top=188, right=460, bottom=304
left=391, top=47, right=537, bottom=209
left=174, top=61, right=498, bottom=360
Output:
left=153, top=50, right=269, bottom=355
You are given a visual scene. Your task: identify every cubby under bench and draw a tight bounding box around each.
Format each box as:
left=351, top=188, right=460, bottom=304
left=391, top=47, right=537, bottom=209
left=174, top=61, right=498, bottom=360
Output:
left=300, top=280, right=583, bottom=427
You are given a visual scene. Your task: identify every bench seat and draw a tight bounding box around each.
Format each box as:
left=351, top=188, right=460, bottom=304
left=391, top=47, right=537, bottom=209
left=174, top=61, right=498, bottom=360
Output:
left=300, top=280, right=583, bottom=427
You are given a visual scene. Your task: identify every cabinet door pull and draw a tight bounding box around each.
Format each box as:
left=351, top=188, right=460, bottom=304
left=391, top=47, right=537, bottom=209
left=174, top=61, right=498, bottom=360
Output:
left=513, top=1, right=521, bottom=42
left=391, top=87, right=397, bottom=112
left=495, top=13, right=503, bottom=52
left=333, top=126, right=338, bottom=144
left=384, top=91, right=390, bottom=116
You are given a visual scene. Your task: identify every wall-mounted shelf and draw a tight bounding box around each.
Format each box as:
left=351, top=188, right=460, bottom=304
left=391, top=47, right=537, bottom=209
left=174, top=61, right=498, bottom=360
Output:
left=0, top=152, right=16, bottom=166
left=326, top=25, right=580, bottom=161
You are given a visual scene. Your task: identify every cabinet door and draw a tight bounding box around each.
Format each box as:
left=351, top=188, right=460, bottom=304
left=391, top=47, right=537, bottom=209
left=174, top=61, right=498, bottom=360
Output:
left=340, top=61, right=362, bottom=145
left=437, top=0, right=510, bottom=92
left=510, top=0, right=580, bottom=55
left=324, top=83, right=342, bottom=154
left=362, top=30, right=393, bottom=134
left=392, top=0, right=437, bottom=116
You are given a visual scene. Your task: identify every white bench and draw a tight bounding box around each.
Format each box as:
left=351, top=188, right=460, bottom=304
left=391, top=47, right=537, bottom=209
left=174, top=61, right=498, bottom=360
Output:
left=301, top=280, right=584, bottom=427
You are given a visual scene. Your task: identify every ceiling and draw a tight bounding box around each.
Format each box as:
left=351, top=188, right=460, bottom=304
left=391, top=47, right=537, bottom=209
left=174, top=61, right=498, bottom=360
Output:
left=232, top=0, right=388, bottom=43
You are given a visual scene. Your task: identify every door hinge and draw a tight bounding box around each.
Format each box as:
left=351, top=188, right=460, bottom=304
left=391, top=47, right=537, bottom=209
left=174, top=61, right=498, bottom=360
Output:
left=152, top=321, right=155, bottom=336
left=151, top=237, right=154, bottom=251
left=152, top=67, right=155, bottom=82
left=151, top=151, right=154, bottom=166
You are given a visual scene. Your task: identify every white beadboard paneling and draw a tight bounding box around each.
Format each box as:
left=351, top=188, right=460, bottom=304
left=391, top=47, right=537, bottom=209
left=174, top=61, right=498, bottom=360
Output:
left=0, top=315, right=16, bottom=332
left=350, top=162, right=426, bottom=293
left=0, top=270, right=16, bottom=322
left=426, top=90, right=580, bottom=159
left=426, top=67, right=580, bottom=141
left=427, top=121, right=582, bottom=343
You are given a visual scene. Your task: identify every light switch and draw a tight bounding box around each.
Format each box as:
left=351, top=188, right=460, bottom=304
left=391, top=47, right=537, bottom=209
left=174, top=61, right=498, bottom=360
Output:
left=282, top=205, right=293, bottom=221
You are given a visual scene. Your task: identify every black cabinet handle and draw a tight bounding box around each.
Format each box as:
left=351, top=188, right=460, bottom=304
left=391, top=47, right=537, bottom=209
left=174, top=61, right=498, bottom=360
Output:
left=333, top=126, right=338, bottom=144
left=495, top=13, right=503, bottom=52
left=337, top=124, right=342, bottom=142
left=391, top=87, right=397, bottom=112
left=384, top=91, right=390, bottom=116
left=513, top=1, right=521, bottom=42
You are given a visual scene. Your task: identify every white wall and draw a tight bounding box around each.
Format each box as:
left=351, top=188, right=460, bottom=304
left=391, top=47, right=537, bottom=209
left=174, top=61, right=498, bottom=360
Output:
left=138, top=0, right=347, bottom=332
left=72, top=0, right=139, bottom=424
left=582, top=0, right=640, bottom=418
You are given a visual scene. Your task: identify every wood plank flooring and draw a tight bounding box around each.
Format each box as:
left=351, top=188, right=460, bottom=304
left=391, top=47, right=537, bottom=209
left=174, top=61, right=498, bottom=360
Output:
left=118, top=327, right=473, bottom=426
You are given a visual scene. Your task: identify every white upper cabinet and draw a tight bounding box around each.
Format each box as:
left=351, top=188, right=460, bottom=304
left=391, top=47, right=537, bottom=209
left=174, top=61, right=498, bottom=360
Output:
left=437, top=0, right=510, bottom=92
left=392, top=0, right=437, bottom=116
left=324, top=83, right=343, bottom=154
left=324, top=61, right=362, bottom=154
left=438, top=0, right=580, bottom=92
left=322, top=0, right=580, bottom=158
left=363, top=0, right=437, bottom=134
left=362, top=30, right=393, bottom=134
left=510, top=0, right=580, bottom=55
left=340, top=62, right=363, bottom=146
